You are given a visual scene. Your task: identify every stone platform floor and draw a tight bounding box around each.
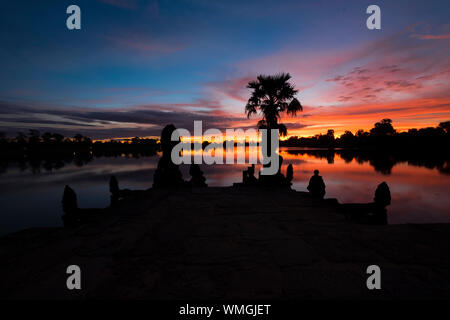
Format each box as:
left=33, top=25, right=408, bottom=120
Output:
left=1, top=187, right=449, bottom=299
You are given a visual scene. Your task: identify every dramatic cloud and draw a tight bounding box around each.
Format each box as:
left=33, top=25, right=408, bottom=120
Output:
left=0, top=101, right=249, bottom=139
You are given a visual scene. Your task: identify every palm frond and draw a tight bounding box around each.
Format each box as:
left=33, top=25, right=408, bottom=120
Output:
left=287, top=98, right=302, bottom=116
left=245, top=73, right=303, bottom=135
left=257, top=119, right=267, bottom=129
left=277, top=123, right=288, bottom=137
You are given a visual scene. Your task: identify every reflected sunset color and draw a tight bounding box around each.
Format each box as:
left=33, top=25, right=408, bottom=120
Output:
left=279, top=150, right=450, bottom=224
left=1, top=147, right=449, bottom=235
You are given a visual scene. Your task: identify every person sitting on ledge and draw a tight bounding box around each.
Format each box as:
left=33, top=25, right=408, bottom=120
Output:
left=243, top=164, right=258, bottom=185
left=274, top=155, right=286, bottom=185
left=153, top=124, right=185, bottom=188
left=286, top=164, right=293, bottom=186
left=109, top=175, right=120, bottom=206
left=62, top=185, right=110, bottom=227
left=307, top=169, right=326, bottom=199
left=189, top=164, right=207, bottom=187
left=109, top=175, right=144, bottom=206
left=374, top=181, right=391, bottom=208
left=259, top=155, right=290, bottom=187
left=62, top=185, right=80, bottom=227
left=371, top=181, right=391, bottom=225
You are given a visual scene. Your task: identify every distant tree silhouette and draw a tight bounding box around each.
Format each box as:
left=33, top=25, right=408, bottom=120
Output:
left=73, top=133, right=91, bottom=144
left=52, top=133, right=65, bottom=144
left=356, top=129, right=368, bottom=137
left=324, top=129, right=335, bottom=147
left=42, top=132, right=53, bottom=144
left=0, top=130, right=158, bottom=173
left=340, top=130, right=355, bottom=147
left=73, top=134, right=83, bottom=143
left=281, top=118, right=450, bottom=156
left=439, top=121, right=450, bottom=134
left=15, top=132, right=27, bottom=145
left=28, top=129, right=40, bottom=145
left=370, top=119, right=396, bottom=136
left=131, top=136, right=140, bottom=144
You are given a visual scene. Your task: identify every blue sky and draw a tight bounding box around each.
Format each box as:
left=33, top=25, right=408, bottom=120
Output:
left=0, top=0, right=449, bottom=138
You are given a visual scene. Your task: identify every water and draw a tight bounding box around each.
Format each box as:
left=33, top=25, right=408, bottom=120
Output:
left=0, top=148, right=449, bottom=235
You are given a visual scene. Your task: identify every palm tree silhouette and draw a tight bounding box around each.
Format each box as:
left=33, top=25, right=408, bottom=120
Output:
left=245, top=73, right=302, bottom=156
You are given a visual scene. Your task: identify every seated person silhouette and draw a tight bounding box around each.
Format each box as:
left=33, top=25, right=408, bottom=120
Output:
left=259, top=155, right=287, bottom=186
left=307, top=169, right=326, bottom=198
left=371, top=181, right=391, bottom=225
left=243, top=164, right=258, bottom=185
left=374, top=181, right=391, bottom=208
left=189, top=164, right=207, bottom=187
left=62, top=185, right=80, bottom=227
left=286, top=164, right=293, bottom=186
left=153, top=124, right=184, bottom=188
left=274, top=156, right=294, bottom=187
left=109, top=175, right=144, bottom=206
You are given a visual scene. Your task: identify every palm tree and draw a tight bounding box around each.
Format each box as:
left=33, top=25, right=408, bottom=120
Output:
left=245, top=73, right=302, bottom=155
left=245, top=73, right=302, bottom=136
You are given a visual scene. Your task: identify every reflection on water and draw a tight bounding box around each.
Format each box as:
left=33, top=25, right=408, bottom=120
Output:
left=0, top=147, right=449, bottom=235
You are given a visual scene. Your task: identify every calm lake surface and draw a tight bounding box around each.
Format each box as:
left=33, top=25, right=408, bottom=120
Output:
left=1, top=147, right=449, bottom=235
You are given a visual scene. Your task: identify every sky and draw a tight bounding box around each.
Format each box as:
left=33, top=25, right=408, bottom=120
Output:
left=0, top=0, right=449, bottom=139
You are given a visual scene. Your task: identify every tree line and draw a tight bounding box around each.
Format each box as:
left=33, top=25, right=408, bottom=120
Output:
left=281, top=119, right=450, bottom=150
left=0, top=130, right=159, bottom=158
